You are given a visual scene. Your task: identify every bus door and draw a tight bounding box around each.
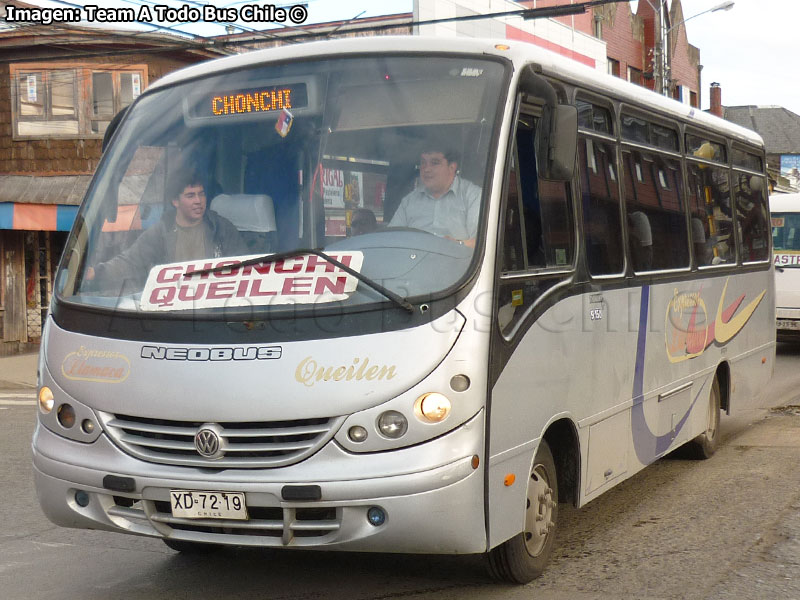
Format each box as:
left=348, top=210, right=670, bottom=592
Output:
left=489, top=97, right=577, bottom=545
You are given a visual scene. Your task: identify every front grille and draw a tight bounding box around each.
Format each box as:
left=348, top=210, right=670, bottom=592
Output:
left=99, top=412, right=345, bottom=468
left=105, top=496, right=342, bottom=545
left=149, top=501, right=340, bottom=542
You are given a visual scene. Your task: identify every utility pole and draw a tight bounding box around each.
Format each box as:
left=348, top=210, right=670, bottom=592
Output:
left=654, top=0, right=735, bottom=97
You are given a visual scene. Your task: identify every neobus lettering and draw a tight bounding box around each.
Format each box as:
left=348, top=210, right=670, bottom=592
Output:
left=141, top=345, right=282, bottom=361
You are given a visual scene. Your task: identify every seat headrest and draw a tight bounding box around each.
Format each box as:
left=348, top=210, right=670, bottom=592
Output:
left=210, top=194, right=276, bottom=232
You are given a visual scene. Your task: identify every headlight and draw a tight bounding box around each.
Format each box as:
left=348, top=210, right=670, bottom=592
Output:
left=57, top=404, right=76, bottom=428
left=414, top=392, right=452, bottom=423
left=38, top=387, right=54, bottom=413
left=348, top=425, right=368, bottom=443
left=377, top=411, right=408, bottom=439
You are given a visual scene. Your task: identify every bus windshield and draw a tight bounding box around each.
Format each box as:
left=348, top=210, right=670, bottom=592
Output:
left=773, top=212, right=800, bottom=267
left=57, top=55, right=506, bottom=315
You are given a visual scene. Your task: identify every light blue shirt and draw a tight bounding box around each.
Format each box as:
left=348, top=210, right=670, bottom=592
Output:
left=389, top=176, right=482, bottom=240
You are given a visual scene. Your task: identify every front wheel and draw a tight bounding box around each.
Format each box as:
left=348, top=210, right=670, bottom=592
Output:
left=487, top=439, right=559, bottom=583
left=685, top=377, right=721, bottom=459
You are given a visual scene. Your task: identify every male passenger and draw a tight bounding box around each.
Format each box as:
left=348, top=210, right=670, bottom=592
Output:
left=350, top=208, right=378, bottom=236
left=389, top=146, right=481, bottom=248
left=87, top=169, right=246, bottom=285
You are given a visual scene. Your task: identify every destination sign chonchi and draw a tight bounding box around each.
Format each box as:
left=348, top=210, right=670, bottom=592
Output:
left=204, top=83, right=308, bottom=117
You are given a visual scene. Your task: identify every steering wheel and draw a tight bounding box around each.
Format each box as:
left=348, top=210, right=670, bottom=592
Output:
left=384, top=226, right=437, bottom=236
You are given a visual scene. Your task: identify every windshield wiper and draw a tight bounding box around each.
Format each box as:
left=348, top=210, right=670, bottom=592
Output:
left=185, top=248, right=415, bottom=313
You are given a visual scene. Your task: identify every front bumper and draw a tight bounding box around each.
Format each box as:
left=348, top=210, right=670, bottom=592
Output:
left=776, top=311, right=800, bottom=341
left=32, top=411, right=486, bottom=554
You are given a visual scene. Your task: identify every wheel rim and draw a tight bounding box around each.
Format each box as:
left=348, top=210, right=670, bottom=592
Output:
left=523, top=462, right=555, bottom=557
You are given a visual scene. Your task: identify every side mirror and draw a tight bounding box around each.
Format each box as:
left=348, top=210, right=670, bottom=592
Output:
left=543, top=104, right=577, bottom=181
left=518, top=65, right=578, bottom=181
left=101, top=106, right=129, bottom=153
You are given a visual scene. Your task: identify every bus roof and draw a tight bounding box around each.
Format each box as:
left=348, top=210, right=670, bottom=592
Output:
left=770, top=193, right=800, bottom=212
left=149, top=35, right=763, bottom=148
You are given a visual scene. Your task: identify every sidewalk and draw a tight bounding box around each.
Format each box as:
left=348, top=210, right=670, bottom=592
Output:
left=0, top=352, right=38, bottom=391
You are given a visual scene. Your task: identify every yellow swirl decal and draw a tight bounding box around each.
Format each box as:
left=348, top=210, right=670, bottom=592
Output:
left=61, top=346, right=131, bottom=383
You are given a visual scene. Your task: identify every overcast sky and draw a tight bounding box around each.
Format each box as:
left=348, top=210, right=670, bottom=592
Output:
left=675, top=0, right=797, bottom=113
left=14, top=0, right=799, bottom=114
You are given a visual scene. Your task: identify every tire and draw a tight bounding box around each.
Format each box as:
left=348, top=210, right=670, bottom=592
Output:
left=686, top=377, right=721, bottom=459
left=487, top=439, right=559, bottom=583
left=162, top=538, right=222, bottom=554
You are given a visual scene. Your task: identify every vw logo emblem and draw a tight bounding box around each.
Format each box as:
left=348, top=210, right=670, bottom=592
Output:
left=194, top=427, right=223, bottom=459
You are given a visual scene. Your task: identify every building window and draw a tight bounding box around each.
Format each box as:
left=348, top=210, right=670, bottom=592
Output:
left=607, top=58, right=620, bottom=78
left=91, top=71, right=143, bottom=134
left=16, top=70, right=79, bottom=136
left=11, top=63, right=146, bottom=139
left=628, top=67, right=643, bottom=86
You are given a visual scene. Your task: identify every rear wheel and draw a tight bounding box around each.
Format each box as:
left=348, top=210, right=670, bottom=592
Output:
left=162, top=538, right=221, bottom=554
left=686, top=377, right=721, bottom=459
left=487, top=439, right=558, bottom=583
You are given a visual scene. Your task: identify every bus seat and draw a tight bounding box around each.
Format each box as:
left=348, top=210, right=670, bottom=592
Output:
left=244, top=146, right=300, bottom=251
left=210, top=193, right=277, bottom=253
left=628, top=210, right=653, bottom=271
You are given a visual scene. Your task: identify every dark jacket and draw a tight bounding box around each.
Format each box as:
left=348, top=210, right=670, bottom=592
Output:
left=93, top=209, right=247, bottom=286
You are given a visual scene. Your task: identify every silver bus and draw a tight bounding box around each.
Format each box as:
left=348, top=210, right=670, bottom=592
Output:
left=33, top=37, right=774, bottom=583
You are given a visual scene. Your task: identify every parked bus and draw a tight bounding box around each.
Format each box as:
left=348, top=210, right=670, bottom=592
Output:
left=771, top=193, right=800, bottom=340
left=33, top=37, right=774, bottom=583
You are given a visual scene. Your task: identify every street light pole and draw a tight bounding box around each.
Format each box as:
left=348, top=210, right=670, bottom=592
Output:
left=656, top=0, right=734, bottom=97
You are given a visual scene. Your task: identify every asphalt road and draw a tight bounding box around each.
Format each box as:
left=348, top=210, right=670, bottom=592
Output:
left=2, top=345, right=800, bottom=600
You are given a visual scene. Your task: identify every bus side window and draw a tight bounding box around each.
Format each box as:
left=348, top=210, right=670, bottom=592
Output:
left=686, top=162, right=734, bottom=266
left=622, top=149, right=689, bottom=271
left=578, top=135, right=624, bottom=276
left=735, top=173, right=769, bottom=262
left=498, top=114, right=575, bottom=335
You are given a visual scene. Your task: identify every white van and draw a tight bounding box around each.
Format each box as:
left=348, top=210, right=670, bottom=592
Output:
left=772, top=192, right=800, bottom=340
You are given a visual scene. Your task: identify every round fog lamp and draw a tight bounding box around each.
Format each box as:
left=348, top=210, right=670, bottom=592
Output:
left=450, top=374, right=471, bottom=392
left=74, top=490, right=90, bottom=507
left=57, top=404, right=76, bottom=429
left=377, top=411, right=408, bottom=439
left=367, top=506, right=386, bottom=527
left=38, top=387, right=54, bottom=413
left=348, top=425, right=368, bottom=443
left=81, top=419, right=96, bottom=434
left=415, top=392, right=452, bottom=423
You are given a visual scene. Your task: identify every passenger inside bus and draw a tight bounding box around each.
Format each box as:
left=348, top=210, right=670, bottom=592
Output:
left=628, top=210, right=653, bottom=271
left=388, top=145, right=481, bottom=248
left=691, top=217, right=712, bottom=266
left=350, top=208, right=378, bottom=236
left=85, top=168, right=246, bottom=286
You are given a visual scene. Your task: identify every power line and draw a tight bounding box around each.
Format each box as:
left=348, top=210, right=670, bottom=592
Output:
left=218, top=0, right=628, bottom=44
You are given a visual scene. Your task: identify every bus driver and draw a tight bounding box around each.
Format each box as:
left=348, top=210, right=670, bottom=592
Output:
left=389, top=146, right=481, bottom=248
